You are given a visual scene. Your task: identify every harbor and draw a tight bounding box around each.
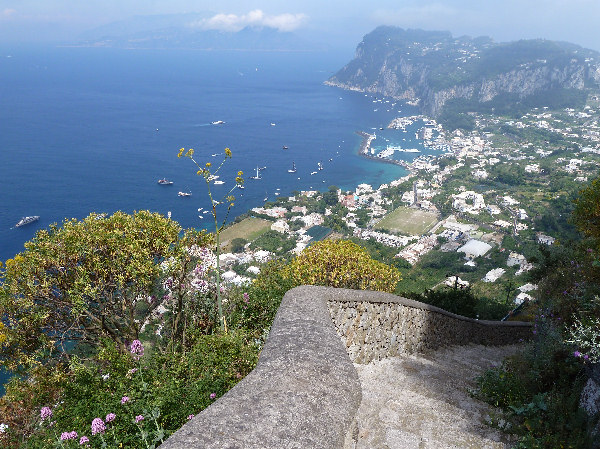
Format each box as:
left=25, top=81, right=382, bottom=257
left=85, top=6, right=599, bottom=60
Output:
left=356, top=131, right=409, bottom=168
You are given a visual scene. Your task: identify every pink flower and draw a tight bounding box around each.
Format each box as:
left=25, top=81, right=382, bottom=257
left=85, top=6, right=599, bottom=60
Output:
left=60, top=431, right=78, bottom=440
left=91, top=418, right=106, bottom=435
left=40, top=406, right=52, bottom=420
left=79, top=436, right=90, bottom=445
left=128, top=368, right=138, bottom=375
left=121, top=396, right=130, bottom=404
left=187, top=414, right=194, bottom=420
left=105, top=413, right=116, bottom=423
left=129, top=340, right=144, bottom=360
left=209, top=393, right=216, bottom=400
left=135, top=415, right=144, bottom=424
left=243, top=292, right=249, bottom=303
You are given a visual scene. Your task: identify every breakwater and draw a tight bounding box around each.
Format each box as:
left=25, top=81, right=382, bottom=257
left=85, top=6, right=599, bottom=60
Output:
left=355, top=131, right=408, bottom=168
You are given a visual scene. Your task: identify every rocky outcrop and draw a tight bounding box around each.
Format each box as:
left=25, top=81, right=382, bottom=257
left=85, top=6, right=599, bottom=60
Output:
left=327, top=26, right=600, bottom=117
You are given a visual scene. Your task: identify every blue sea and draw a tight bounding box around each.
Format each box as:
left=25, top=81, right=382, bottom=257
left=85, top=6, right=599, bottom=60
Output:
left=0, top=45, right=433, bottom=392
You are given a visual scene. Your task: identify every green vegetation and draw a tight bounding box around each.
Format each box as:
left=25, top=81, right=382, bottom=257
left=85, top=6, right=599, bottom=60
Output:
left=374, top=206, right=439, bottom=235
left=472, top=176, right=600, bottom=447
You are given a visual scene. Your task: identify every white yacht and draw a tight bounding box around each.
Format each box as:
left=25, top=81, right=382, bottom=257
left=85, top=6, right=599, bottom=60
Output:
left=15, top=216, right=39, bottom=227
left=288, top=162, right=297, bottom=173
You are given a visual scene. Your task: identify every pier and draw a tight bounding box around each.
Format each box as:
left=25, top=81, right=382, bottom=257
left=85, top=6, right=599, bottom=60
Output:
left=355, top=131, right=409, bottom=168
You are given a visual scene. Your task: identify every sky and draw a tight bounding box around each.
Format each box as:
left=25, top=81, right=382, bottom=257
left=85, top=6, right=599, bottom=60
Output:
left=0, top=0, right=599, bottom=51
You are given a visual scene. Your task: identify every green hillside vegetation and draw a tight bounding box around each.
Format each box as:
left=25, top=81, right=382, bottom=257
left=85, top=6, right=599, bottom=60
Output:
left=218, top=217, right=272, bottom=252
left=374, top=206, right=439, bottom=235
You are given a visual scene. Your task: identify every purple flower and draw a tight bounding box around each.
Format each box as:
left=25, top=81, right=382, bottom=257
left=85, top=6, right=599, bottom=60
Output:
left=129, top=340, right=144, bottom=360
left=574, top=351, right=581, bottom=358
left=121, top=396, right=130, bottom=404
left=79, top=436, right=90, bottom=445
left=584, top=354, right=590, bottom=361
left=128, top=368, right=138, bottom=375
left=187, top=414, right=194, bottom=420
left=105, top=413, right=116, bottom=423
left=91, top=418, right=106, bottom=435
left=210, top=393, right=216, bottom=400
left=243, top=292, right=249, bottom=303
left=60, top=431, right=78, bottom=441
left=135, top=415, right=144, bottom=424
left=40, top=406, right=52, bottom=420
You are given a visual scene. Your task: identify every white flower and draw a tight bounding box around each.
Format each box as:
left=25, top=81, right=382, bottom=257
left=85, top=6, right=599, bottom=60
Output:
left=0, top=423, right=8, bottom=433
left=102, top=373, right=110, bottom=381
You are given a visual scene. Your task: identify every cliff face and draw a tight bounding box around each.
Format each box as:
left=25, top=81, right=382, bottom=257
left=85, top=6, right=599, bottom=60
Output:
left=326, top=27, right=600, bottom=116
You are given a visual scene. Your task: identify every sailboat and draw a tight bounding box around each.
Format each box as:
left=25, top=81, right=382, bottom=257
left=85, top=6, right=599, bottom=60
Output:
left=318, top=161, right=323, bottom=171
left=287, top=162, right=297, bottom=173
left=249, top=166, right=262, bottom=180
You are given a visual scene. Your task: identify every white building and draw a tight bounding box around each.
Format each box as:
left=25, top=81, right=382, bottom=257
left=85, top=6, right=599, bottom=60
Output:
left=483, top=268, right=505, bottom=283
left=458, top=239, right=492, bottom=259
left=271, top=220, right=290, bottom=234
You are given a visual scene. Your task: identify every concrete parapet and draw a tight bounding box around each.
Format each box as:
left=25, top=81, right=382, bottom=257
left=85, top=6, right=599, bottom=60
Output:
left=159, top=285, right=362, bottom=449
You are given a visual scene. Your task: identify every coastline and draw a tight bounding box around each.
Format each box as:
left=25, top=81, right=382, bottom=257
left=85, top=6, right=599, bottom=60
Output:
left=355, top=130, right=409, bottom=168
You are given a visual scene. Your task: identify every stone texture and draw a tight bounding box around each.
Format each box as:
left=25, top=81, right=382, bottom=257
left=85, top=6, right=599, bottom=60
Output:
left=346, top=344, right=522, bottom=449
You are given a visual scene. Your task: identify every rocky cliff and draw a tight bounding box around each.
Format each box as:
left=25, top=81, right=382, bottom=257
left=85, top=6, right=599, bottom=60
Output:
left=326, top=26, right=600, bottom=116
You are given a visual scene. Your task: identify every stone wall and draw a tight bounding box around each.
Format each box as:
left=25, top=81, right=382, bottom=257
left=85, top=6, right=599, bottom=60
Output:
left=160, top=286, right=531, bottom=448
left=322, top=287, right=532, bottom=363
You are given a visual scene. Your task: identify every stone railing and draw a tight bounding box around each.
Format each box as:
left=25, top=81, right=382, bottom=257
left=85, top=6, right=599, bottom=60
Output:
left=160, top=285, right=531, bottom=449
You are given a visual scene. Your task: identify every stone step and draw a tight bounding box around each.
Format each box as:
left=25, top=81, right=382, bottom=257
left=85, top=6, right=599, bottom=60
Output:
left=346, top=344, right=522, bottom=449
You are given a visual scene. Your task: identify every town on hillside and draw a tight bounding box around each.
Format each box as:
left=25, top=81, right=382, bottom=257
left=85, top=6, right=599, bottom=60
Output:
left=212, top=94, right=600, bottom=315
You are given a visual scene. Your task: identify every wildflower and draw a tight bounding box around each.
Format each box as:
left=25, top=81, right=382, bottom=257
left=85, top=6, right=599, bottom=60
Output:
left=40, top=406, right=52, bottom=420
left=60, top=431, right=78, bottom=440
left=79, top=436, right=90, bottom=445
left=128, top=368, right=138, bottom=376
left=584, top=354, right=590, bottom=361
left=224, top=147, right=232, bottom=157
left=187, top=414, right=194, bottom=420
left=177, top=148, right=184, bottom=158
left=243, top=292, right=249, bottom=303
left=205, top=162, right=211, bottom=168
left=91, top=418, right=106, bottom=435
left=102, top=373, right=110, bottom=381
left=210, top=393, right=216, bottom=400
left=237, top=170, right=243, bottom=176
left=574, top=351, right=581, bottom=358
left=121, top=396, right=130, bottom=404
left=135, top=415, right=144, bottom=424
left=129, top=340, right=144, bottom=360
left=0, top=423, right=8, bottom=433
left=185, top=148, right=194, bottom=157
left=105, top=413, right=116, bottom=423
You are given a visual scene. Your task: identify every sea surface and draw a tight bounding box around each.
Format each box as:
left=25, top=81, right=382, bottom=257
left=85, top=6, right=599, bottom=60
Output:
left=0, top=45, right=433, bottom=392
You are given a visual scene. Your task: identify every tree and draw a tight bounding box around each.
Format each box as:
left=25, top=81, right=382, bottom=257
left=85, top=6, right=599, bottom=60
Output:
left=0, top=211, right=209, bottom=372
left=573, top=176, right=600, bottom=244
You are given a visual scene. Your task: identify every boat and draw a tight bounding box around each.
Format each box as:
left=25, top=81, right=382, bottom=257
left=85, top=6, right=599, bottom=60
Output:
left=270, top=123, right=276, bottom=126
left=158, top=178, right=173, bottom=185
left=178, top=191, right=192, bottom=197
left=288, top=162, right=297, bottom=173
left=310, top=171, right=317, bottom=175
left=318, top=161, right=323, bottom=171
left=15, top=216, right=39, bottom=227
left=282, top=145, right=288, bottom=150
left=249, top=166, right=262, bottom=180
left=211, top=120, right=225, bottom=125
left=214, top=180, right=225, bottom=185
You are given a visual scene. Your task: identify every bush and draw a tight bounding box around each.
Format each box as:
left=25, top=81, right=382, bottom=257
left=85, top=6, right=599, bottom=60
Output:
left=284, top=240, right=401, bottom=292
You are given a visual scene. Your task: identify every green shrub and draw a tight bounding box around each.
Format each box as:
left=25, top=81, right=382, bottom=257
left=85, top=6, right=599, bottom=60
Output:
left=284, top=240, right=401, bottom=293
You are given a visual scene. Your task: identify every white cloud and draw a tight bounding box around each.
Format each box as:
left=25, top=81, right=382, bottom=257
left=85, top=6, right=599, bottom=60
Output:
left=1, top=8, right=17, bottom=20
left=191, top=9, right=307, bottom=32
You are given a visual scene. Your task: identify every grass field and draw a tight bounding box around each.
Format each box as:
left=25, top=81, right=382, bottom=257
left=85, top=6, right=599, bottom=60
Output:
left=374, top=206, right=439, bottom=235
left=219, top=217, right=273, bottom=251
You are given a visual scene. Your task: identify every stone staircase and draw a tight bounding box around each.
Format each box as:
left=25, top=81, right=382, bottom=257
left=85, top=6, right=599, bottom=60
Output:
left=346, top=344, right=522, bottom=449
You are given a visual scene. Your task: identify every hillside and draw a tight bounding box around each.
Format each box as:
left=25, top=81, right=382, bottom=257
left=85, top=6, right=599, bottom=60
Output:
left=326, top=26, right=600, bottom=117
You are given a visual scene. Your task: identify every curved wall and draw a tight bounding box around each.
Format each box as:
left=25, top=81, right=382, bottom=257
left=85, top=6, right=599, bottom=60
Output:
left=160, top=285, right=531, bottom=448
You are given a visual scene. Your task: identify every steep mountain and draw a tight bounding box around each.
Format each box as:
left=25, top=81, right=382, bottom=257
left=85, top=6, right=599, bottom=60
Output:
left=326, top=26, right=600, bottom=117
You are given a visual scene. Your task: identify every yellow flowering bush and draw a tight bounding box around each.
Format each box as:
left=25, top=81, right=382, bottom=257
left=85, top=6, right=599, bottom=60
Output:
left=285, top=240, right=401, bottom=293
